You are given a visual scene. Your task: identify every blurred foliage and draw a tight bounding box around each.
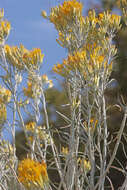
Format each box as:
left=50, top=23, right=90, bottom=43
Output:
left=16, top=87, right=70, bottom=158
left=99, top=0, right=127, bottom=188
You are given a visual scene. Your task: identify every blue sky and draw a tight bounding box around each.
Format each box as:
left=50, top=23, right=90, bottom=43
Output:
left=1, top=0, right=97, bottom=76
left=1, top=0, right=67, bottom=76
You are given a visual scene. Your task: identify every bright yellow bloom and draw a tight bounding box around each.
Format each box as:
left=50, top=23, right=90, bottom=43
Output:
left=87, top=10, right=98, bottom=26
left=27, top=136, right=34, bottom=144
left=4, top=89, right=11, bottom=103
left=25, top=122, right=50, bottom=145
left=98, top=13, right=104, bottom=20
left=41, top=10, right=47, bottom=18
left=0, top=86, right=11, bottom=104
left=0, top=103, right=7, bottom=124
left=41, top=75, right=53, bottom=88
left=97, top=11, right=121, bottom=31
left=53, top=49, right=87, bottom=76
left=83, top=119, right=98, bottom=134
left=24, top=74, right=53, bottom=98
left=83, top=159, right=91, bottom=172
left=53, top=63, right=66, bottom=76
left=4, top=44, right=44, bottom=70
left=53, top=43, right=113, bottom=87
left=48, top=80, right=53, bottom=88
left=42, top=74, right=48, bottom=82
left=78, top=158, right=91, bottom=172
left=18, top=158, right=49, bottom=189
left=23, top=79, right=41, bottom=99
left=62, top=147, right=69, bottom=155
left=110, top=14, right=121, bottom=26
left=23, top=81, right=34, bottom=98
left=0, top=20, right=11, bottom=43
left=22, top=47, right=44, bottom=67
left=49, top=0, right=83, bottom=30
left=25, top=121, right=36, bottom=132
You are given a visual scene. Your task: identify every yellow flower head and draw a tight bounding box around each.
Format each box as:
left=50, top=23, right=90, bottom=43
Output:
left=78, top=158, right=91, bottom=172
left=53, top=49, right=87, bottom=76
left=25, top=121, right=36, bottom=132
left=62, top=147, right=69, bottom=155
left=83, top=159, right=91, bottom=172
left=88, top=9, right=98, bottom=26
left=0, top=8, right=4, bottom=20
left=110, top=14, right=121, bottom=26
left=0, top=86, right=11, bottom=104
left=50, top=0, right=83, bottom=30
left=41, top=74, right=53, bottom=88
left=98, top=11, right=121, bottom=31
left=23, top=81, right=34, bottom=98
left=23, top=79, right=42, bottom=99
left=83, top=118, right=98, bottom=134
left=0, top=20, right=11, bottom=42
left=41, top=10, right=47, bottom=18
left=18, top=158, right=49, bottom=189
left=42, top=74, right=48, bottom=82
left=26, top=124, right=50, bottom=146
left=4, top=44, right=44, bottom=70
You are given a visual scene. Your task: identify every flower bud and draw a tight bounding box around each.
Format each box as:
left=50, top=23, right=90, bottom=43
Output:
left=41, top=11, right=47, bottom=19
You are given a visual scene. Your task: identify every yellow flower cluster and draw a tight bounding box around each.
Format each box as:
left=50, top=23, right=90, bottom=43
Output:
left=23, top=81, right=36, bottom=98
left=41, top=11, right=47, bottom=19
left=25, top=122, right=50, bottom=145
left=0, top=21, right=11, bottom=42
left=23, top=48, right=44, bottom=66
left=53, top=50, right=86, bottom=76
left=82, top=159, right=91, bottom=172
left=62, top=146, right=69, bottom=155
left=18, top=158, right=49, bottom=189
left=46, top=1, right=121, bottom=53
left=49, top=0, right=83, bottom=30
left=0, top=86, right=11, bottom=124
left=54, top=9, right=121, bottom=49
left=25, top=121, right=36, bottom=131
left=98, top=12, right=121, bottom=32
left=55, top=15, right=86, bottom=50
left=42, top=74, right=53, bottom=88
left=78, top=157, right=91, bottom=172
left=0, top=9, right=11, bottom=44
left=87, top=10, right=98, bottom=27
left=23, top=74, right=53, bottom=99
left=83, top=119, right=98, bottom=134
left=0, top=85, right=11, bottom=104
left=4, top=44, right=44, bottom=70
left=53, top=44, right=113, bottom=84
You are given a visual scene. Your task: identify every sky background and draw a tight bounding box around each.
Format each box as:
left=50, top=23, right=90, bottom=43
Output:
left=0, top=0, right=100, bottom=73
left=0, top=0, right=101, bottom=75
left=1, top=0, right=68, bottom=75
left=0, top=0, right=101, bottom=140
